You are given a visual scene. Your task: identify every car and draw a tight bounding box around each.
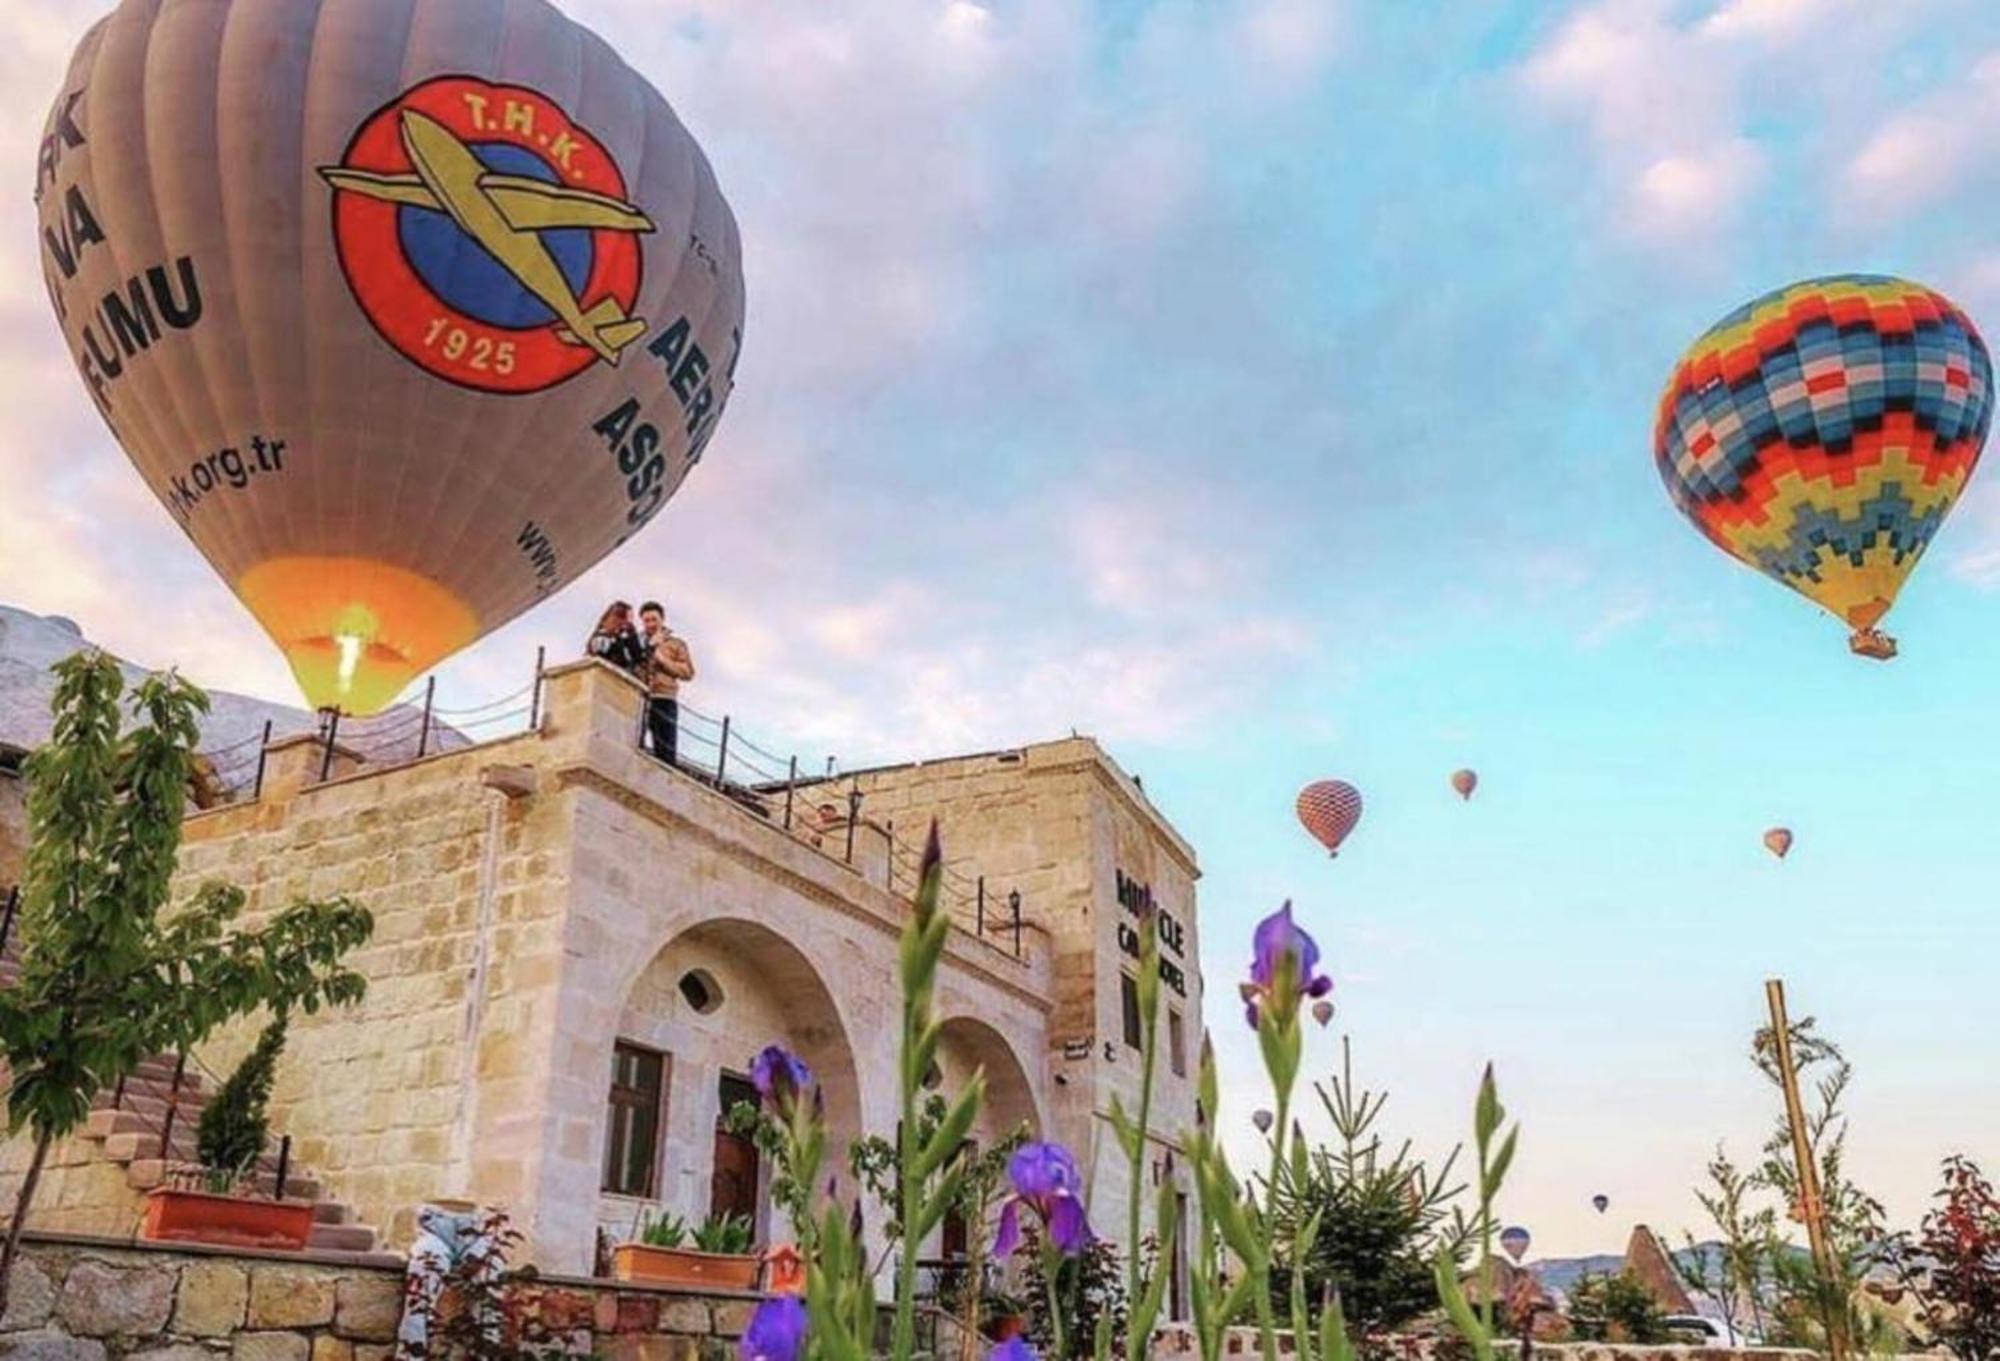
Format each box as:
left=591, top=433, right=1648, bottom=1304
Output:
left=1662, top=1314, right=1759, bottom=1347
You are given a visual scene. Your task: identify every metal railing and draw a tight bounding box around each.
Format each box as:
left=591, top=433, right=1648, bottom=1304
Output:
left=187, top=649, right=1033, bottom=961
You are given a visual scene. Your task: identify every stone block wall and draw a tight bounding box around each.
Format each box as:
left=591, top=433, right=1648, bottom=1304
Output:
left=0, top=1235, right=764, bottom=1360
left=1, top=766, right=24, bottom=889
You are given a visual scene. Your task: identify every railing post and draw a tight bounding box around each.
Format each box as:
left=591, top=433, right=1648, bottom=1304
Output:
left=844, top=778, right=861, bottom=865
left=274, top=1133, right=292, bottom=1201
left=529, top=645, right=547, bottom=730
left=160, top=1050, right=188, bottom=1161
left=716, top=715, right=732, bottom=787
left=976, top=876, right=985, bottom=936
left=783, top=756, right=798, bottom=830
left=318, top=709, right=341, bottom=783
left=416, top=677, right=436, bottom=758
left=1010, top=890, right=1022, bottom=959
left=251, top=719, right=273, bottom=800
left=884, top=820, right=895, bottom=890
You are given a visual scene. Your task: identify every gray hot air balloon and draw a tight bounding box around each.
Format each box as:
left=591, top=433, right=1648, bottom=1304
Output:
left=38, top=0, right=745, bottom=715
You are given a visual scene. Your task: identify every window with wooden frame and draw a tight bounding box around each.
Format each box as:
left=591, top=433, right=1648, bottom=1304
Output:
left=602, top=1040, right=667, bottom=1197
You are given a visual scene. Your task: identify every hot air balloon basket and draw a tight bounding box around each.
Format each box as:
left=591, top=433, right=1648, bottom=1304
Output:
left=141, top=1185, right=316, bottom=1252
left=1848, top=629, right=1898, bottom=661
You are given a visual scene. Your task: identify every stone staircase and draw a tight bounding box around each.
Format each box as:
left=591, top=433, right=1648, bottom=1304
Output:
left=1, top=891, right=384, bottom=1257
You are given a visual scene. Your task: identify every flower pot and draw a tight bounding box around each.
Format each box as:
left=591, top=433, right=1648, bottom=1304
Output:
left=611, top=1242, right=762, bottom=1289
left=983, top=1314, right=1028, bottom=1342
left=142, top=1187, right=316, bottom=1251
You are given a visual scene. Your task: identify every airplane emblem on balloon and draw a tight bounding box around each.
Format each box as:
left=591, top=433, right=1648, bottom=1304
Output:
left=320, top=107, right=654, bottom=366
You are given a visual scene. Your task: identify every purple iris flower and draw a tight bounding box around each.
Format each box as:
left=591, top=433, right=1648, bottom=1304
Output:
left=1241, top=901, right=1332, bottom=1029
left=750, top=1044, right=813, bottom=1115
left=993, top=1140, right=1093, bottom=1258
left=740, top=1296, right=808, bottom=1361
left=991, top=1339, right=1039, bottom=1361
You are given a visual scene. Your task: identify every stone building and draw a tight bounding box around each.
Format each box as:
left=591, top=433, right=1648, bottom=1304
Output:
left=3, top=653, right=1205, bottom=1291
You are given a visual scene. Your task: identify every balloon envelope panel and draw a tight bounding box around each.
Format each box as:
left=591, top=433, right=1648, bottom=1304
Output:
left=1654, top=275, right=1990, bottom=634
left=38, top=0, right=745, bottom=713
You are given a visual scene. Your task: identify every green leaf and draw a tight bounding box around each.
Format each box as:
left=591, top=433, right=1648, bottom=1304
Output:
left=1475, top=1064, right=1503, bottom=1149
left=1109, top=1092, right=1140, bottom=1164
left=1486, top=1127, right=1518, bottom=1198
left=1128, top=1178, right=1178, bottom=1361
left=915, top=1076, right=984, bottom=1182
left=1320, top=1288, right=1356, bottom=1361
left=1435, top=1244, right=1495, bottom=1361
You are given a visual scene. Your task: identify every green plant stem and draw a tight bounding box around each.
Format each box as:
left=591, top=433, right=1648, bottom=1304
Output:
left=1127, top=973, right=1160, bottom=1313
left=892, top=1022, right=922, bottom=1361
left=1043, top=1239, right=1070, bottom=1359
left=1254, top=1085, right=1293, bottom=1361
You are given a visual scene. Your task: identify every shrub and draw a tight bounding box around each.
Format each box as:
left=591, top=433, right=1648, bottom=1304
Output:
left=1021, top=1222, right=1128, bottom=1360
left=1566, top=1271, right=1670, bottom=1343
left=1884, top=1155, right=2000, bottom=1361
left=195, top=1015, right=288, bottom=1191
left=1267, top=1040, right=1465, bottom=1336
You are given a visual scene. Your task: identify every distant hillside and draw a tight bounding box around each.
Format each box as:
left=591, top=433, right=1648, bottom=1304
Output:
left=0, top=604, right=462, bottom=791
left=0, top=605, right=314, bottom=760
left=1529, top=1252, right=1629, bottom=1295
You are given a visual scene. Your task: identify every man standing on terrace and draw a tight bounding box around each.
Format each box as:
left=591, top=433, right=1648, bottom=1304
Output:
left=638, top=601, right=696, bottom=767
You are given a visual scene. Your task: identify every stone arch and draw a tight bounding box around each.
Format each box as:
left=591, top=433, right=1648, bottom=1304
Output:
left=603, top=916, right=862, bottom=1243
left=935, top=1014, right=1042, bottom=1146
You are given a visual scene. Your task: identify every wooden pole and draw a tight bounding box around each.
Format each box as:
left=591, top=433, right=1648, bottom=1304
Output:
left=1765, top=977, right=1845, bottom=1361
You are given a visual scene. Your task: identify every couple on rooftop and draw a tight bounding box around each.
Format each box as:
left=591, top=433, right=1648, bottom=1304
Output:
left=587, top=600, right=695, bottom=766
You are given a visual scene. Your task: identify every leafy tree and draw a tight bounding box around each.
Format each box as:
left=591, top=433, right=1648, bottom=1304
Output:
left=195, top=1014, right=288, bottom=1191
left=1567, top=1271, right=1670, bottom=1343
left=1676, top=1144, right=1776, bottom=1343
left=0, top=653, right=373, bottom=1314
left=1750, top=1017, right=1889, bottom=1354
left=1267, top=1038, right=1466, bottom=1336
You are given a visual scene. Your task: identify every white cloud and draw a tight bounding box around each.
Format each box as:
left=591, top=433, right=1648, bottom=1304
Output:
left=1839, top=51, right=2000, bottom=226
left=1515, top=0, right=1927, bottom=255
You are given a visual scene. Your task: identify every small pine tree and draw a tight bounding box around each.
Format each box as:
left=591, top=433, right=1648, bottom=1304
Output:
left=196, top=1015, right=287, bottom=1190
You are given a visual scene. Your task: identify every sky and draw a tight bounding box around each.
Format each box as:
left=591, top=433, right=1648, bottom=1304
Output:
left=3, top=0, right=1998, bottom=1260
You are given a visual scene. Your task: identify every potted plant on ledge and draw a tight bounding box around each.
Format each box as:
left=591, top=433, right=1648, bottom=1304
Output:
left=142, top=1017, right=317, bottom=1251
left=611, top=1209, right=761, bottom=1288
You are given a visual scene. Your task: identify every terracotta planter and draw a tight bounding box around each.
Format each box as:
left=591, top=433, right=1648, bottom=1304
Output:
left=611, top=1242, right=761, bottom=1289
left=142, top=1187, right=316, bottom=1252
left=983, top=1315, right=1028, bottom=1342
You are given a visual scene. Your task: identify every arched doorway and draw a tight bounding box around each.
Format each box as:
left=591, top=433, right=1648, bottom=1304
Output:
left=596, top=917, right=861, bottom=1252
left=923, top=1016, right=1041, bottom=1304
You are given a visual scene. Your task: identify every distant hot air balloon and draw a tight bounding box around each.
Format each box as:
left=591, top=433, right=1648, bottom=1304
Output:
left=41, top=0, right=746, bottom=715
left=1592, top=1194, right=1610, bottom=1215
left=1500, top=1226, right=1531, bottom=1263
left=1252, top=1110, right=1275, bottom=1135
left=1655, top=275, right=1991, bottom=661
left=1312, top=999, right=1335, bottom=1028
left=1451, top=769, right=1478, bottom=801
left=1296, top=780, right=1363, bottom=857
left=1764, top=827, right=1793, bottom=859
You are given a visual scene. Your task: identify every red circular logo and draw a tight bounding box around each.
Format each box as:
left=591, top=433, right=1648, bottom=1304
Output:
left=321, top=75, right=649, bottom=394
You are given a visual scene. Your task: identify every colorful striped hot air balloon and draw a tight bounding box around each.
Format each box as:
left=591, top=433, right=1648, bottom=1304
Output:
left=1296, top=780, right=1363, bottom=857
left=1655, top=275, right=1991, bottom=660
left=1500, top=1226, right=1531, bottom=1263
left=41, top=0, right=745, bottom=715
